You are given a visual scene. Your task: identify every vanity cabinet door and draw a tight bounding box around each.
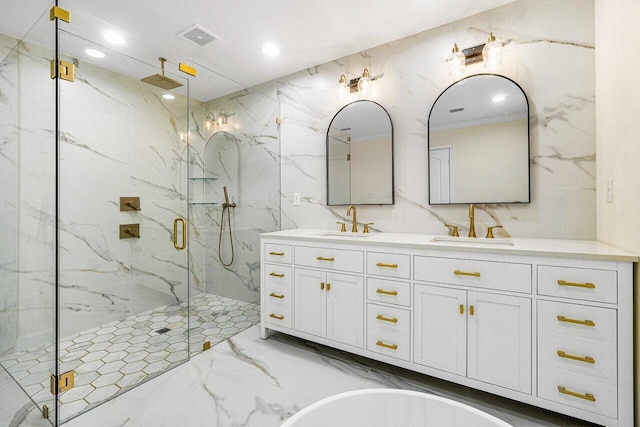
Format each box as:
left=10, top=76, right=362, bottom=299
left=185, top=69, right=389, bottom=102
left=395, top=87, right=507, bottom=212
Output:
left=414, top=284, right=467, bottom=376
left=326, top=273, right=364, bottom=348
left=294, top=268, right=327, bottom=338
left=467, top=292, right=532, bottom=394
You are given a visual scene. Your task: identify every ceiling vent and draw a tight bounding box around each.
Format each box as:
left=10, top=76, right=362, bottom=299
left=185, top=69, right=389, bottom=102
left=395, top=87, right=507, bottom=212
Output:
left=178, top=24, right=220, bottom=47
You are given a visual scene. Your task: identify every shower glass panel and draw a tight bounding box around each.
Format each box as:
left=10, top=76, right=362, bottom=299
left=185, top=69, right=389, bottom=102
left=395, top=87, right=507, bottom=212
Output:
left=0, top=3, right=57, bottom=423
left=56, top=30, right=190, bottom=422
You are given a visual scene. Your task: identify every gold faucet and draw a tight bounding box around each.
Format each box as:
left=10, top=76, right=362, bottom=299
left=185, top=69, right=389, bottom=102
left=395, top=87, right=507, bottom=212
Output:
left=468, top=204, right=476, bottom=238
left=347, top=205, right=357, bottom=232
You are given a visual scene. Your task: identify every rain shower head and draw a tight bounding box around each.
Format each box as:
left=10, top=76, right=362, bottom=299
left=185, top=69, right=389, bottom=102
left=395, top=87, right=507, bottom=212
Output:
left=141, top=57, right=183, bottom=90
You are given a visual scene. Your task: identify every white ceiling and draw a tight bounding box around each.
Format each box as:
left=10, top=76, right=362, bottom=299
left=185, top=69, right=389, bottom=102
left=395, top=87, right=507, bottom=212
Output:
left=1, top=0, right=516, bottom=102
left=430, top=75, right=528, bottom=131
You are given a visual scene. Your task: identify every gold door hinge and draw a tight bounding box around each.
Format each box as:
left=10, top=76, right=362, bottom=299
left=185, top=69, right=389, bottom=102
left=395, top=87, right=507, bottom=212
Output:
left=50, top=370, right=75, bottom=394
left=42, top=405, right=49, bottom=419
left=347, top=154, right=351, bottom=161
left=50, top=59, right=75, bottom=82
left=203, top=341, right=211, bottom=351
left=275, top=117, right=282, bottom=125
left=50, top=6, right=70, bottom=23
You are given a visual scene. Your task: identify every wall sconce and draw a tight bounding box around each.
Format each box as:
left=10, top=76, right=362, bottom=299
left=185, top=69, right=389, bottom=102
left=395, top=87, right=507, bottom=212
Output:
left=179, top=130, right=191, bottom=143
left=336, top=69, right=381, bottom=100
left=203, top=109, right=229, bottom=131
left=446, top=33, right=503, bottom=77
left=204, top=112, right=216, bottom=131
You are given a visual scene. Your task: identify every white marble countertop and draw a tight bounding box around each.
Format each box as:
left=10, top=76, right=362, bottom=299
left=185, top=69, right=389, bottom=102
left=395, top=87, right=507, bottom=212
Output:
left=261, top=229, right=639, bottom=262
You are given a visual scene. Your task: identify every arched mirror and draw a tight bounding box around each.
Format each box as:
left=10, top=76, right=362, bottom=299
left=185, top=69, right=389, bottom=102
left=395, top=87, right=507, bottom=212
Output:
left=428, top=74, right=530, bottom=205
left=327, top=100, right=394, bottom=205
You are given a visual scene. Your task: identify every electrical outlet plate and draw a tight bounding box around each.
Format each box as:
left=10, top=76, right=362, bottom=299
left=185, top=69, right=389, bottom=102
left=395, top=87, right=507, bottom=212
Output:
left=293, top=193, right=301, bottom=206
left=606, top=179, right=613, bottom=203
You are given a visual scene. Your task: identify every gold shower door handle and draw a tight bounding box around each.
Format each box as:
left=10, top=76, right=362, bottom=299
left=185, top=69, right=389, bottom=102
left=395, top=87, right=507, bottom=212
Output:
left=173, top=217, right=186, bottom=250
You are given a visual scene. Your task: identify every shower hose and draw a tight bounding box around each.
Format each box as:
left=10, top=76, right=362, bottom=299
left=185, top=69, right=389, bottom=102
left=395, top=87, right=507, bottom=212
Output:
left=219, top=186, right=236, bottom=267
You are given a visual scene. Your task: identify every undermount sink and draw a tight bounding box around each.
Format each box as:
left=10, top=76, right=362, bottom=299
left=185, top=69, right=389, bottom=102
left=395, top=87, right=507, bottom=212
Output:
left=430, top=236, right=514, bottom=246
left=318, top=232, right=370, bottom=238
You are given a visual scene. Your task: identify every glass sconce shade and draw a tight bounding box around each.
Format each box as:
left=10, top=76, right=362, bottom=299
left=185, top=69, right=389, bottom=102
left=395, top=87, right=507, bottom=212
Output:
left=446, top=44, right=465, bottom=77
left=357, top=69, right=371, bottom=96
left=204, top=112, right=215, bottom=131
left=337, top=74, right=348, bottom=101
left=482, top=33, right=502, bottom=67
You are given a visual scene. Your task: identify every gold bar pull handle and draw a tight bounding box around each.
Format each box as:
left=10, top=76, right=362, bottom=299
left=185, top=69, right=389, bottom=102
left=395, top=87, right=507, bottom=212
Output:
left=454, top=269, right=481, bottom=277
left=269, top=293, right=285, bottom=299
left=557, top=280, right=595, bottom=289
left=459, top=304, right=464, bottom=314
left=173, top=218, right=186, bottom=250
left=376, top=314, right=398, bottom=323
left=269, top=251, right=285, bottom=256
left=327, top=283, right=331, bottom=291
left=376, top=340, right=398, bottom=350
left=317, top=256, right=335, bottom=261
left=376, top=289, right=398, bottom=296
left=376, top=262, right=398, bottom=269
left=557, top=386, right=596, bottom=402
left=320, top=282, right=325, bottom=290
left=469, top=305, right=475, bottom=316
left=557, top=351, right=595, bottom=364
left=269, top=313, right=284, bottom=320
left=269, top=272, right=285, bottom=278
left=557, top=315, right=595, bottom=327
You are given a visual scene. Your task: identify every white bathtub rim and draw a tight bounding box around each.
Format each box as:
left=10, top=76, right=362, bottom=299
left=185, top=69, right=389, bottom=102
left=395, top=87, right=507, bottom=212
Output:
left=281, top=388, right=513, bottom=426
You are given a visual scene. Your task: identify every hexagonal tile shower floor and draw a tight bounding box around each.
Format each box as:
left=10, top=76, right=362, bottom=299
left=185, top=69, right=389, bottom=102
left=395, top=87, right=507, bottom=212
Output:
left=0, top=293, right=259, bottom=422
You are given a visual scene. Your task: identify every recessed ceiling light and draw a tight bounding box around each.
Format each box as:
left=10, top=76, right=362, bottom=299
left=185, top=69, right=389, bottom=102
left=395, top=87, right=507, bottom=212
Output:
left=162, top=93, right=176, bottom=100
left=103, top=30, right=125, bottom=45
left=260, top=43, right=280, bottom=56
left=85, top=48, right=105, bottom=58
left=492, top=94, right=506, bottom=103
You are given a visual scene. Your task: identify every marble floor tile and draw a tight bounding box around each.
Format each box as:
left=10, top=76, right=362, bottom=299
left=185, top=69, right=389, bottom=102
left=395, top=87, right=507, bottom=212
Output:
left=0, top=293, right=259, bottom=424
left=1, top=323, right=599, bottom=426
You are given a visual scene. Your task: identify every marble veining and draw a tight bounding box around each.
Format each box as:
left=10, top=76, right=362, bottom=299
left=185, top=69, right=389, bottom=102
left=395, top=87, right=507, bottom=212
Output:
left=23, top=324, right=593, bottom=427
left=0, top=293, right=259, bottom=423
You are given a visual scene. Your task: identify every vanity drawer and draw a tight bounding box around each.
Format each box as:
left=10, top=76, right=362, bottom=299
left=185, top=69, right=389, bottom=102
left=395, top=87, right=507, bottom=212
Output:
left=367, top=328, right=410, bottom=362
left=538, top=333, right=616, bottom=381
left=295, top=246, right=364, bottom=273
left=537, top=265, right=617, bottom=304
left=538, top=367, right=617, bottom=418
left=537, top=300, right=616, bottom=344
left=264, top=243, right=292, bottom=264
left=263, top=302, right=292, bottom=329
left=366, top=278, right=411, bottom=307
left=414, top=256, right=531, bottom=293
left=366, top=252, right=410, bottom=279
left=366, top=304, right=410, bottom=336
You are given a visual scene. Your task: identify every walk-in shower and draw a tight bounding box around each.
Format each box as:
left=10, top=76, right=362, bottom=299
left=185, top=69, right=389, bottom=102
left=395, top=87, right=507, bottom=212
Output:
left=0, top=3, right=275, bottom=425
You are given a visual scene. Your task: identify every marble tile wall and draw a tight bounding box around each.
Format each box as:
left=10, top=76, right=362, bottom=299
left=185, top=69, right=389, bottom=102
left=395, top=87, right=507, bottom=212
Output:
left=0, top=31, right=57, bottom=356
left=275, top=0, right=596, bottom=239
left=188, top=82, right=281, bottom=305
left=0, top=34, right=20, bottom=356
left=0, top=29, right=210, bottom=353
left=56, top=53, right=206, bottom=339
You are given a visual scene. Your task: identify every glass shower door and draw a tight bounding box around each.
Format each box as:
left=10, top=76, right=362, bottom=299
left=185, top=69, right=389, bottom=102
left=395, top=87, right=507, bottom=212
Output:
left=0, top=3, right=57, bottom=424
left=56, top=29, right=190, bottom=423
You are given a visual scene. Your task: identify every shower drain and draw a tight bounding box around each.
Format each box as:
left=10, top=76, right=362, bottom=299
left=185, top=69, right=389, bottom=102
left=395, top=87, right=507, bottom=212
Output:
left=155, top=327, right=171, bottom=334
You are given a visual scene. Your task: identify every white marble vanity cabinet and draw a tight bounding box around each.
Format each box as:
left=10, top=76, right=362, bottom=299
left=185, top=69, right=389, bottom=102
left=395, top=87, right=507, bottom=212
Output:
left=260, top=229, right=637, bottom=427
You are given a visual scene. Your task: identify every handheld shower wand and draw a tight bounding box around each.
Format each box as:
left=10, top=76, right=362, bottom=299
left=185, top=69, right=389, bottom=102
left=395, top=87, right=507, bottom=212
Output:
left=222, top=185, right=236, bottom=208
left=219, top=186, right=236, bottom=266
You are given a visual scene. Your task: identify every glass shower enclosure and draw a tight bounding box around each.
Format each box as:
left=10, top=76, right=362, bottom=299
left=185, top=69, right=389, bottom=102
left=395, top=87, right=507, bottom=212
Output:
left=0, top=2, right=192, bottom=424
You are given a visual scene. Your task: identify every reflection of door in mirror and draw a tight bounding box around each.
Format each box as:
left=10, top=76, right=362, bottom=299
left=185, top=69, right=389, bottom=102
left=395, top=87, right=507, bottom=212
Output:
left=326, top=100, right=394, bottom=206
left=429, top=147, right=451, bottom=203
left=428, top=74, right=530, bottom=205
left=328, top=128, right=351, bottom=205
